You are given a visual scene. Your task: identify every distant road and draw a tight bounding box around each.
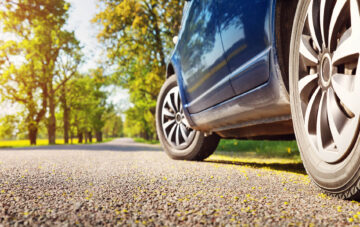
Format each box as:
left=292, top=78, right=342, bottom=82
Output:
left=0, top=138, right=358, bottom=225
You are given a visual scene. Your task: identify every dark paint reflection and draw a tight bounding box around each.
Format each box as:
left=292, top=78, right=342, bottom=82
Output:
left=177, top=0, right=271, bottom=111
left=178, top=0, right=232, bottom=106
left=217, top=0, right=270, bottom=73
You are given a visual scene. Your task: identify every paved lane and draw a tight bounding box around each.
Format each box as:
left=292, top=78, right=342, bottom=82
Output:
left=0, top=138, right=359, bottom=226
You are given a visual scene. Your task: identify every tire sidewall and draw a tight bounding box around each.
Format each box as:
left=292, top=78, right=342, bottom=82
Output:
left=156, top=75, right=205, bottom=160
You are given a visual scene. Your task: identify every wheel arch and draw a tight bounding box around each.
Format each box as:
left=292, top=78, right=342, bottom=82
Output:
left=275, top=0, right=299, bottom=92
left=166, top=63, right=175, bottom=79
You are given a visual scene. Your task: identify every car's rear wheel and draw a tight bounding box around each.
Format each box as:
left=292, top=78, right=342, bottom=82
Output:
left=290, top=0, right=360, bottom=199
left=156, top=75, right=220, bottom=161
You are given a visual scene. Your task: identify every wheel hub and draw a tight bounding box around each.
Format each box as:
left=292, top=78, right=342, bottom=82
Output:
left=319, top=53, right=332, bottom=88
left=175, top=113, right=182, bottom=124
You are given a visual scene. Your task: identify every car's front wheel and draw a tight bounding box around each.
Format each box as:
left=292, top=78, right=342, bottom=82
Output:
left=290, top=0, right=360, bottom=199
left=156, top=75, right=220, bottom=161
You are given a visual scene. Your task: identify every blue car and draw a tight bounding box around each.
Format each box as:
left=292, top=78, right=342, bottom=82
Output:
left=155, top=0, right=360, bottom=199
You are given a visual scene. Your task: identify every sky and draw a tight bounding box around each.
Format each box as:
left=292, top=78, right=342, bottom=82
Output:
left=0, top=0, right=130, bottom=117
left=66, top=0, right=102, bottom=72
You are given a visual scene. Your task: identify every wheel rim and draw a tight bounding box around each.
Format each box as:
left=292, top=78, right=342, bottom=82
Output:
left=161, top=87, right=195, bottom=150
left=298, top=0, right=360, bottom=163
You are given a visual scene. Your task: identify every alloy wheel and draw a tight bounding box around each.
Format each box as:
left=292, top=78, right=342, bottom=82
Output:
left=298, top=0, right=360, bottom=163
left=161, top=86, right=195, bottom=150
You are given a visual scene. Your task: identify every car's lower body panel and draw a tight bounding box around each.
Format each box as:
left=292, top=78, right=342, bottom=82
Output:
left=187, top=48, right=292, bottom=137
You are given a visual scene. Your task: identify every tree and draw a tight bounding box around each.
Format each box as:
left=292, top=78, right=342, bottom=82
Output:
left=103, top=111, right=124, bottom=138
left=0, top=38, right=48, bottom=144
left=47, top=33, right=81, bottom=145
left=65, top=70, right=109, bottom=143
left=94, top=0, right=184, bottom=139
left=56, top=44, right=82, bottom=144
left=89, top=68, right=108, bottom=142
left=0, top=0, right=79, bottom=145
left=123, top=105, right=155, bottom=139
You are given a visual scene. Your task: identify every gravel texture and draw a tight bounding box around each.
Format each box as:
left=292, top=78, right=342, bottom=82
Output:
left=0, top=138, right=360, bottom=226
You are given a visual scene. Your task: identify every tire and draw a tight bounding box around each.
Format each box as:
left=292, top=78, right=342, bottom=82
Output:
left=289, top=0, right=360, bottom=199
left=156, top=75, right=220, bottom=161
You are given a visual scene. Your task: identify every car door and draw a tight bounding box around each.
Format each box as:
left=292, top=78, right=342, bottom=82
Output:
left=177, top=0, right=235, bottom=114
left=216, top=0, right=272, bottom=95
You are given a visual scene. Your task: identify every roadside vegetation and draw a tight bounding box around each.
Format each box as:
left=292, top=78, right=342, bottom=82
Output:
left=0, top=0, right=183, bottom=144
left=0, top=138, right=114, bottom=149
left=214, top=140, right=301, bottom=164
left=217, top=139, right=299, bottom=157
left=132, top=137, right=301, bottom=163
left=0, top=1, right=125, bottom=146
left=133, top=138, right=160, bottom=145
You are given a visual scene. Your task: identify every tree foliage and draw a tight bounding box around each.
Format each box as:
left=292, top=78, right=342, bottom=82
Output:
left=0, top=0, right=80, bottom=144
left=103, top=111, right=124, bottom=138
left=0, top=115, right=19, bottom=140
left=94, top=0, right=184, bottom=139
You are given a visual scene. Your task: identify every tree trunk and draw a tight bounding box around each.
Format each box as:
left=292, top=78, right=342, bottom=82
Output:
left=85, top=132, right=88, bottom=143
left=28, top=126, right=38, bottom=145
left=144, top=131, right=150, bottom=141
left=61, top=85, right=70, bottom=144
left=48, top=83, right=56, bottom=145
left=88, top=131, right=93, bottom=143
left=96, top=131, right=102, bottom=142
left=70, top=130, right=74, bottom=144
left=78, top=131, right=83, bottom=143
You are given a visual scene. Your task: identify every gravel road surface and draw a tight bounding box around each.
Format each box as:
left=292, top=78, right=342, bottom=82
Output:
left=0, top=138, right=360, bottom=226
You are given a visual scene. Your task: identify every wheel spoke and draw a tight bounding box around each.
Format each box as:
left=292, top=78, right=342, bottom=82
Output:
left=327, top=89, right=344, bottom=151
left=163, top=120, right=175, bottom=130
left=163, top=108, right=175, bottom=118
left=328, top=0, right=347, bottom=49
left=308, top=0, right=322, bottom=51
left=174, top=90, right=179, bottom=112
left=350, top=0, right=360, bottom=36
left=175, top=125, right=180, bottom=146
left=332, top=73, right=354, bottom=90
left=179, top=100, right=183, bottom=113
left=320, top=0, right=326, bottom=46
left=299, top=74, right=318, bottom=94
left=166, top=95, right=176, bottom=113
left=355, top=57, right=360, bottom=91
left=300, top=35, right=319, bottom=65
left=332, top=34, right=359, bottom=65
left=304, top=87, right=321, bottom=132
left=320, top=0, right=333, bottom=47
left=167, top=123, right=177, bottom=141
left=316, top=91, right=326, bottom=151
left=180, top=124, right=189, bottom=141
left=332, top=74, right=358, bottom=115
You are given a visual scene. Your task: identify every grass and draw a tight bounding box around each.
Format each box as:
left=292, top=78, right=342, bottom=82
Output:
left=217, top=139, right=300, bottom=158
left=210, top=139, right=301, bottom=164
left=0, top=138, right=113, bottom=148
left=133, top=137, right=160, bottom=145
left=133, top=137, right=302, bottom=164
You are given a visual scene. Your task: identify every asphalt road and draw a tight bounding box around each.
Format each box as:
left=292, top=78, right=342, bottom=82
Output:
left=0, top=138, right=359, bottom=226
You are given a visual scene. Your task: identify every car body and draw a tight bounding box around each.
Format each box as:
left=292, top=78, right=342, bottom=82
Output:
left=156, top=0, right=360, bottom=199
left=166, top=0, right=296, bottom=140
